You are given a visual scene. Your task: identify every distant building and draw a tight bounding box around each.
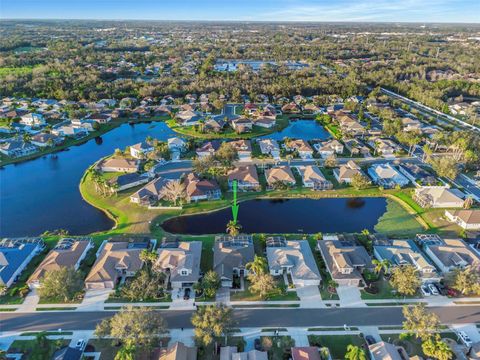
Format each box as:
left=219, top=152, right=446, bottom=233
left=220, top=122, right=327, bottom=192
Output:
left=227, top=166, right=261, bottom=191
left=98, top=157, right=139, bottom=173
left=413, top=187, right=465, bottom=208
left=444, top=209, right=480, bottom=230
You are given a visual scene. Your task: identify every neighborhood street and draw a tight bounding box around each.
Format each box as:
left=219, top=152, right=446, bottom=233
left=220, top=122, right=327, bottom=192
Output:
left=2, top=306, right=480, bottom=332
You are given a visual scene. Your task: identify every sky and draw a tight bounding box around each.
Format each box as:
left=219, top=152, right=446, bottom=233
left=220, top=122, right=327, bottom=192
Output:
left=1, top=0, right=479, bottom=23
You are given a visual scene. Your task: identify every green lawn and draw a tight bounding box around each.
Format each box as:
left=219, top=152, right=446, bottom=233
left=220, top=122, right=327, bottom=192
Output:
left=374, top=198, right=424, bottom=236
left=308, top=335, right=364, bottom=359
left=380, top=333, right=458, bottom=358
left=8, top=339, right=69, bottom=359
left=230, top=277, right=299, bottom=302
left=361, top=278, right=419, bottom=300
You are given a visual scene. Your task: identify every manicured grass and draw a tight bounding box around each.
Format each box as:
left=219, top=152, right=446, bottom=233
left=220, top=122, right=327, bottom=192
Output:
left=0, top=308, right=16, bottom=311
left=105, top=292, right=171, bottom=303
left=36, top=307, right=77, bottom=311
left=308, top=335, right=364, bottom=359
left=361, top=278, right=419, bottom=300
left=230, top=278, right=299, bottom=302
left=8, top=339, right=69, bottom=359
left=374, top=198, right=425, bottom=236
left=87, top=339, right=120, bottom=360
left=308, top=327, right=359, bottom=331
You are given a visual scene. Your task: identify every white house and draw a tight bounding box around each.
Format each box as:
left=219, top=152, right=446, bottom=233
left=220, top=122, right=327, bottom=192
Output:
left=20, top=113, right=46, bottom=127
left=129, top=141, right=154, bottom=159
left=445, top=209, right=480, bottom=230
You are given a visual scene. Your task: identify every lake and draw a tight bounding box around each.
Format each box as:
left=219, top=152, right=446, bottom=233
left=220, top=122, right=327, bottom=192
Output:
left=161, top=197, right=387, bottom=235
left=0, top=122, right=177, bottom=237
left=261, top=119, right=331, bottom=141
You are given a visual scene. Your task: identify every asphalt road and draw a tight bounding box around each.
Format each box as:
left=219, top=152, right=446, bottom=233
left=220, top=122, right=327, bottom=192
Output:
left=2, top=307, right=480, bottom=332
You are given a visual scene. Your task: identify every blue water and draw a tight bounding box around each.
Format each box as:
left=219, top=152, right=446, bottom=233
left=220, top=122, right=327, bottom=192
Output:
left=261, top=119, right=331, bottom=141
left=0, top=122, right=177, bottom=237
left=162, top=197, right=387, bottom=235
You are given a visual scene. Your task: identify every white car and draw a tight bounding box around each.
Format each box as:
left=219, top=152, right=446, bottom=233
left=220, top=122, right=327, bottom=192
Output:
left=75, top=339, right=86, bottom=350
left=458, top=331, right=473, bottom=347
left=428, top=283, right=439, bottom=296
left=420, top=285, right=431, bottom=296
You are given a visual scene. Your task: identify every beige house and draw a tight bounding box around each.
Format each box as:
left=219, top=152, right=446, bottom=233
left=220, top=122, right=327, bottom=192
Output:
left=296, top=165, right=333, bottom=190
left=220, top=346, right=267, bottom=360
left=318, top=239, right=373, bottom=286
left=98, top=157, right=139, bottom=173
left=333, top=160, right=364, bottom=184
left=157, top=342, right=197, bottom=360
left=369, top=342, right=408, bottom=360
left=85, top=242, right=144, bottom=289
left=155, top=241, right=202, bottom=289
left=28, top=238, right=93, bottom=288
left=227, top=166, right=261, bottom=191
left=445, top=209, right=480, bottom=230
left=265, top=166, right=296, bottom=188
left=413, top=187, right=465, bottom=208
left=229, top=139, right=252, bottom=161
left=284, top=139, right=314, bottom=159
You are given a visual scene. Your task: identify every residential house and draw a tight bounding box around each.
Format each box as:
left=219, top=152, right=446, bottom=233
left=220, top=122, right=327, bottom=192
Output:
left=85, top=242, right=144, bottom=289
left=266, top=239, right=321, bottom=287
left=229, top=139, right=252, bottom=161
left=285, top=139, right=314, bottom=159
left=318, top=239, right=373, bottom=286
left=367, top=164, right=409, bottom=189
left=369, top=342, right=408, bottom=360
left=98, top=158, right=139, bottom=173
left=227, top=166, right=261, bottom=191
left=0, top=139, right=38, bottom=158
left=176, top=110, right=202, bottom=126
left=445, top=209, right=480, bottom=230
left=296, top=165, right=333, bottom=190
left=370, top=138, right=400, bottom=157
left=168, top=137, right=187, bottom=152
left=398, top=163, right=437, bottom=187
left=196, top=140, right=221, bottom=159
left=257, top=139, right=280, bottom=159
left=413, top=187, right=465, bottom=208
left=0, top=238, right=44, bottom=288
left=335, top=112, right=365, bottom=137
left=108, top=172, right=151, bottom=191
left=30, top=133, right=64, bottom=148
left=155, top=241, right=202, bottom=289
left=204, top=117, right=227, bottom=132
left=314, top=139, right=344, bottom=159
left=303, top=103, right=322, bottom=114
left=184, top=173, right=222, bottom=203
left=373, top=239, right=438, bottom=281
left=130, top=141, right=154, bottom=159
left=131, top=106, right=150, bottom=118
left=333, top=160, right=364, bottom=184
left=231, top=117, right=253, bottom=133
left=252, top=116, right=276, bottom=128
left=220, top=346, right=268, bottom=360
left=28, top=238, right=93, bottom=288
left=86, top=113, right=112, bottom=124
left=265, top=166, right=296, bottom=189
left=156, top=342, right=197, bottom=360
left=281, top=102, right=301, bottom=114
left=416, top=235, right=480, bottom=273
left=130, top=177, right=171, bottom=205
left=214, top=235, right=255, bottom=288
left=20, top=113, right=46, bottom=126
left=343, top=138, right=371, bottom=157
left=291, top=347, right=321, bottom=360
left=51, top=124, right=88, bottom=138
left=401, top=117, right=423, bottom=132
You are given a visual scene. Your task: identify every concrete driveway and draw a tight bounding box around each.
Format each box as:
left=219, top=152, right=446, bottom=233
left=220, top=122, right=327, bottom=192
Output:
left=79, top=289, right=112, bottom=310
left=337, top=285, right=366, bottom=307
left=296, top=285, right=325, bottom=308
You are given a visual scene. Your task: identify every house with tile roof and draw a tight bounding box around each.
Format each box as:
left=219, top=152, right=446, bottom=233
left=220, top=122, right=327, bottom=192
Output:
left=184, top=173, right=221, bottom=203
left=265, top=166, right=296, bottom=189
left=296, top=165, right=333, bottom=190
left=227, top=166, right=261, bottom=191
left=413, top=187, right=465, bottom=208
left=444, top=209, right=480, bottom=230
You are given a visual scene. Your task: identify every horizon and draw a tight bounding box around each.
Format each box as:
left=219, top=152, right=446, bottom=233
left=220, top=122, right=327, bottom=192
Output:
left=1, top=0, right=479, bottom=23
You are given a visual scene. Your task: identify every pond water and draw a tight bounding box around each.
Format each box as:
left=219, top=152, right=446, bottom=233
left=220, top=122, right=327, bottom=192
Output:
left=161, top=197, right=387, bottom=235
left=261, top=119, right=331, bottom=141
left=0, top=122, right=177, bottom=237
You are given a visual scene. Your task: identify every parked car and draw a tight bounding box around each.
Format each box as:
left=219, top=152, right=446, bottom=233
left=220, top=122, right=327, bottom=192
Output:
left=183, top=287, right=191, bottom=300
left=457, top=331, right=473, bottom=347
left=365, top=335, right=376, bottom=345
left=428, top=283, right=439, bottom=295
left=254, top=338, right=262, bottom=351
left=75, top=339, right=86, bottom=350
left=420, top=285, right=431, bottom=297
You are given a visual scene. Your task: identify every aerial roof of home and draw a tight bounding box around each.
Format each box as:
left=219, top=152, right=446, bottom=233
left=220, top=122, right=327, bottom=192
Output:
left=267, top=240, right=321, bottom=282
left=85, top=242, right=143, bottom=285
left=422, top=238, right=480, bottom=269
left=0, top=238, right=43, bottom=286
left=156, top=341, right=197, bottom=360
left=220, top=346, right=268, bottom=360
left=368, top=342, right=403, bottom=360
left=265, top=166, right=296, bottom=184
left=28, top=238, right=91, bottom=284
left=414, top=187, right=464, bottom=206
left=98, top=157, right=139, bottom=171
left=228, top=139, right=252, bottom=152
left=291, top=346, right=321, bottom=360
left=213, top=236, right=255, bottom=283
left=130, top=141, right=153, bottom=151
left=318, top=239, right=372, bottom=283
left=196, top=140, right=221, bottom=154
left=227, top=165, right=259, bottom=184
left=184, top=173, right=220, bottom=198
left=297, top=165, right=328, bottom=183
left=286, top=139, right=313, bottom=152
left=445, top=209, right=480, bottom=226
left=156, top=241, right=202, bottom=284
left=130, top=177, right=171, bottom=203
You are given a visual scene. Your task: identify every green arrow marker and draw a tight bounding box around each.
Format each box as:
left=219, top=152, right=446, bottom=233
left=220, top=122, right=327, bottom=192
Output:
left=232, top=180, right=239, bottom=223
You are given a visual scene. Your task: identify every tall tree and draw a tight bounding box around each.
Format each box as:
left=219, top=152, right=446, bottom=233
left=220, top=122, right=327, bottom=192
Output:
left=389, top=265, right=420, bottom=296
left=248, top=272, right=277, bottom=300
left=191, top=304, right=235, bottom=347
left=226, top=220, right=241, bottom=236
left=246, top=255, right=268, bottom=275
left=196, top=270, right=221, bottom=298
left=38, top=267, right=84, bottom=302
left=402, top=304, right=440, bottom=341
left=345, top=345, right=367, bottom=360
left=446, top=266, right=480, bottom=296
left=421, top=335, right=453, bottom=360
left=160, top=180, right=186, bottom=206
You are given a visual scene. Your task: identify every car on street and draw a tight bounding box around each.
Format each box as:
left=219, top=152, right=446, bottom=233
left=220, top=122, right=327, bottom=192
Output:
left=428, top=283, right=439, bottom=295
left=75, top=339, right=86, bottom=350
left=183, top=288, right=191, bottom=300
left=457, top=331, right=473, bottom=347
left=365, top=335, right=376, bottom=345
left=421, top=285, right=431, bottom=296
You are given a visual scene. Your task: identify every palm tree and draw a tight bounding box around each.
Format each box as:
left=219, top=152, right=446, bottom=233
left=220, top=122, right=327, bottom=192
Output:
left=345, top=345, right=366, bottom=360
left=140, top=249, right=158, bottom=270
left=372, top=259, right=390, bottom=275
left=246, top=255, right=267, bottom=275
left=226, top=220, right=241, bottom=236
left=114, top=342, right=136, bottom=360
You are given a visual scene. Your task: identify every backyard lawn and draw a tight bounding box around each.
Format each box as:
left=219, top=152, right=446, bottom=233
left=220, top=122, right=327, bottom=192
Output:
left=374, top=198, right=425, bottom=236
left=308, top=335, right=364, bottom=359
